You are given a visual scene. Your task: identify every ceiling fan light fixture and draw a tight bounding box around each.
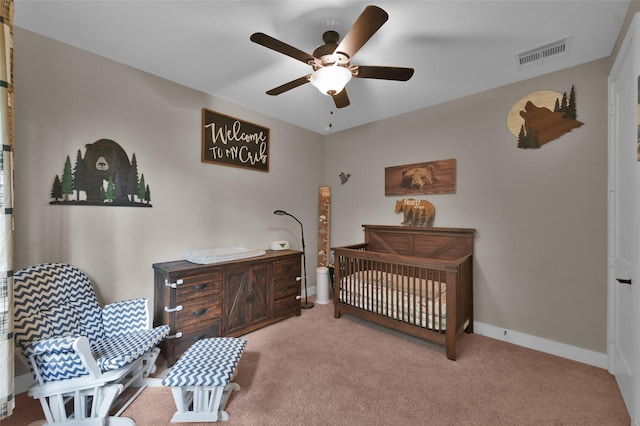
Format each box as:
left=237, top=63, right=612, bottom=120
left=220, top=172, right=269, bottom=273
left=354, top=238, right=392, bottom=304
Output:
left=310, top=65, right=352, bottom=96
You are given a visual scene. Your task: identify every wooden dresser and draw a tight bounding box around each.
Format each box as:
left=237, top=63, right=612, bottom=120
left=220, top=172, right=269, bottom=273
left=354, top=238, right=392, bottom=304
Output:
left=153, top=250, right=302, bottom=365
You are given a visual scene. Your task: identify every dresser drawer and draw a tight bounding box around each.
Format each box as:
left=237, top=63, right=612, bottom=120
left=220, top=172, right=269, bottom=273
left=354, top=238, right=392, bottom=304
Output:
left=172, top=321, right=222, bottom=359
left=273, top=258, right=300, bottom=279
left=174, top=294, right=222, bottom=330
left=273, top=278, right=299, bottom=301
left=273, top=296, right=300, bottom=317
left=171, top=272, right=222, bottom=303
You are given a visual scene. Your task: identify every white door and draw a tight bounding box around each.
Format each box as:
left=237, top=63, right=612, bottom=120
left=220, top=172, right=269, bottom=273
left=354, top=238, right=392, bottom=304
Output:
left=608, top=14, right=639, bottom=425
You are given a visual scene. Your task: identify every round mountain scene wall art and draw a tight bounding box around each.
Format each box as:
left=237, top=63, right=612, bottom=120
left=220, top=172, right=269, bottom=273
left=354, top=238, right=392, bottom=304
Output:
left=50, top=139, right=152, bottom=207
left=506, top=86, right=583, bottom=149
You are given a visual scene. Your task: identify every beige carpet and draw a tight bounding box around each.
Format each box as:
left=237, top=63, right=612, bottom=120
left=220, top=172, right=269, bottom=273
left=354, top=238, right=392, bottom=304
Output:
left=6, top=299, right=630, bottom=425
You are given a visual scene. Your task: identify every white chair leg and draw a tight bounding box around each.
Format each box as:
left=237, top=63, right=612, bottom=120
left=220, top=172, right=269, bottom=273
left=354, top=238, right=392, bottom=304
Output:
left=38, top=395, right=58, bottom=424
left=95, top=384, right=123, bottom=418
left=35, top=384, right=124, bottom=425
left=131, top=347, right=161, bottom=387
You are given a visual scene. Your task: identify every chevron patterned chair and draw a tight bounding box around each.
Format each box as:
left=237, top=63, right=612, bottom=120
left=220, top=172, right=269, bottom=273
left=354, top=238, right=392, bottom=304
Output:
left=13, top=262, right=170, bottom=425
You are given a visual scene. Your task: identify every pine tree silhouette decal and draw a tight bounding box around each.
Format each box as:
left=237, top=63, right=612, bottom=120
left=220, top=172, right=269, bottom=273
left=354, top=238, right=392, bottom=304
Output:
left=51, top=175, right=62, bottom=201
left=138, top=174, right=146, bottom=203
left=128, top=153, right=139, bottom=203
left=105, top=176, right=115, bottom=203
left=565, top=85, right=577, bottom=119
left=72, top=149, right=86, bottom=201
left=61, top=156, right=73, bottom=201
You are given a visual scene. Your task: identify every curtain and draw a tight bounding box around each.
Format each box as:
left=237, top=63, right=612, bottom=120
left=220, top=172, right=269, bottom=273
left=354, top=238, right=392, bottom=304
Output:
left=0, top=0, right=13, bottom=420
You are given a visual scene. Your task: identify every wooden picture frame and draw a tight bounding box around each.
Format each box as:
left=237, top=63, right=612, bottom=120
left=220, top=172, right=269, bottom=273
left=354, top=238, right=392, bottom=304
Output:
left=201, top=108, right=270, bottom=172
left=385, top=159, right=456, bottom=196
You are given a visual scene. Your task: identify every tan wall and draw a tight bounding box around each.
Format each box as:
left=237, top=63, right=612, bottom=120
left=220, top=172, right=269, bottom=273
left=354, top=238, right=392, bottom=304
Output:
left=324, top=58, right=609, bottom=353
left=14, top=28, right=325, bottom=304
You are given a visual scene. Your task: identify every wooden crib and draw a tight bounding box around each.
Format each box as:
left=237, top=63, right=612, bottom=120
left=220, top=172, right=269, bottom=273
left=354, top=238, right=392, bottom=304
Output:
left=332, top=225, right=474, bottom=360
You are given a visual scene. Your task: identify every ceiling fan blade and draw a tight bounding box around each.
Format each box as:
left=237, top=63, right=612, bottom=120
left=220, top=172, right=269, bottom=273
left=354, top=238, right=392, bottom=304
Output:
left=266, top=75, right=310, bottom=96
left=332, top=89, right=350, bottom=108
left=250, top=32, right=316, bottom=65
left=334, top=5, right=388, bottom=59
left=355, top=66, right=414, bottom=81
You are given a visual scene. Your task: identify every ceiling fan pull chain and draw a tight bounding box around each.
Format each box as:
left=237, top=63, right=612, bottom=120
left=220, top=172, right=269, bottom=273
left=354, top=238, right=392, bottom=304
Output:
left=325, top=98, right=334, bottom=132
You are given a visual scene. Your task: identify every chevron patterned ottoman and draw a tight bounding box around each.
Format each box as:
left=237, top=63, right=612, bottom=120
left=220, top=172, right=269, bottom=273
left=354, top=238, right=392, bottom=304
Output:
left=162, top=337, right=247, bottom=422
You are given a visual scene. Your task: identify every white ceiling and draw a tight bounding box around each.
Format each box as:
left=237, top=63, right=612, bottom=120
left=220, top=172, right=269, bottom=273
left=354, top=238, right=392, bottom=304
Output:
left=14, top=1, right=630, bottom=134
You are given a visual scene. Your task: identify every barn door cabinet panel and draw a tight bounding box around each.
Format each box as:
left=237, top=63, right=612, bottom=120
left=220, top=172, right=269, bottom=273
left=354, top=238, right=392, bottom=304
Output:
left=153, top=250, right=302, bottom=365
left=224, top=264, right=270, bottom=335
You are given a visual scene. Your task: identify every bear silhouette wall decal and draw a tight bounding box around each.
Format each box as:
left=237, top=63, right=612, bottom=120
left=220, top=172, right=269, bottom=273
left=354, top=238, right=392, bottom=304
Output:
left=50, top=139, right=152, bottom=207
left=507, top=85, right=583, bottom=149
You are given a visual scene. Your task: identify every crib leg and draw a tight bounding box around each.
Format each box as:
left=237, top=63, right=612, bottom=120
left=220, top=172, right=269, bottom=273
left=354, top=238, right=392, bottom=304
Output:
left=445, top=346, right=456, bottom=361
left=445, top=329, right=457, bottom=361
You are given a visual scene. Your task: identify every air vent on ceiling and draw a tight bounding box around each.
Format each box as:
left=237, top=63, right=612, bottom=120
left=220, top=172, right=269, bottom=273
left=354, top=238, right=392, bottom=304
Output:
left=516, top=36, right=571, bottom=67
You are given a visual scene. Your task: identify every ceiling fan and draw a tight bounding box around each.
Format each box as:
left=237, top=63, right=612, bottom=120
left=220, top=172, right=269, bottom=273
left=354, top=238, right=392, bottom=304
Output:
left=250, top=5, right=414, bottom=108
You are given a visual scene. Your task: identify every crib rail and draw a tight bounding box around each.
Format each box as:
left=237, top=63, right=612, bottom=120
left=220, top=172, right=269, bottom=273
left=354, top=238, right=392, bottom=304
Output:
left=334, top=244, right=469, bottom=271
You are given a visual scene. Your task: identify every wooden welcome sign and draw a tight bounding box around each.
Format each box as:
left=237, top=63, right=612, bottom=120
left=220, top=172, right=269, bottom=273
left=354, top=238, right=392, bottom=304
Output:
left=202, top=109, right=270, bottom=172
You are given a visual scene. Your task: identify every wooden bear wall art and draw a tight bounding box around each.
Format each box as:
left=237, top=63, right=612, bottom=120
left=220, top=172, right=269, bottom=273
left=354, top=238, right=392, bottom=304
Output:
left=50, top=139, right=152, bottom=207
left=385, top=159, right=456, bottom=196
left=394, top=198, right=435, bottom=227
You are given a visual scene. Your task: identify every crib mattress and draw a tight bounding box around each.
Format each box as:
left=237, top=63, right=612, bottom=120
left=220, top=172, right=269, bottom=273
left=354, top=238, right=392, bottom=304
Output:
left=339, top=270, right=447, bottom=330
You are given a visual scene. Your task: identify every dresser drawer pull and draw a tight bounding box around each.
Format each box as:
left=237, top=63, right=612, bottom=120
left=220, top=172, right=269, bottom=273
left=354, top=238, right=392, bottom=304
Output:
left=192, top=308, right=207, bottom=317
left=165, top=279, right=184, bottom=288
left=164, top=305, right=183, bottom=313
left=296, top=276, right=302, bottom=282
left=283, top=265, right=292, bottom=272
left=166, top=332, right=183, bottom=339
left=193, top=284, right=207, bottom=290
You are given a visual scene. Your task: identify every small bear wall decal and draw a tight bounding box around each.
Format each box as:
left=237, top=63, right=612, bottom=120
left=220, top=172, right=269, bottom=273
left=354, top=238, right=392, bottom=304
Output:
left=339, top=172, right=351, bottom=185
left=394, top=198, right=435, bottom=227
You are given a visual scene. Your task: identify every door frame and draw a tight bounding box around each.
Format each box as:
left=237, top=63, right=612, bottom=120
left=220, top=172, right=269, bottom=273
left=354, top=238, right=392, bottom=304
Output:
left=608, top=11, right=640, bottom=425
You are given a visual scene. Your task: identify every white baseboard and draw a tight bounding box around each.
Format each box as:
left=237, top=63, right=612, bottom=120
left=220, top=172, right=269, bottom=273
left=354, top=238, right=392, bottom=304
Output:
left=474, top=321, right=607, bottom=369
left=15, top=373, right=34, bottom=395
